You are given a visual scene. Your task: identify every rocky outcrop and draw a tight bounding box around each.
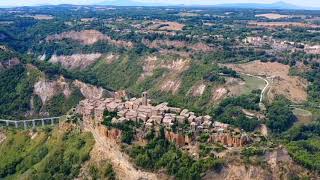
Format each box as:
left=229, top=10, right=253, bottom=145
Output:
left=165, top=130, right=188, bottom=147
left=139, top=56, right=189, bottom=81
left=46, top=30, right=106, bottom=45
left=49, top=53, right=102, bottom=70
left=34, top=77, right=111, bottom=105
left=204, top=163, right=272, bottom=180
left=209, top=133, right=251, bottom=147
left=34, top=76, right=71, bottom=104
left=190, top=82, right=206, bottom=96
left=98, top=125, right=122, bottom=143
left=73, top=80, right=107, bottom=100
left=204, top=147, right=314, bottom=180
left=159, top=78, right=182, bottom=94
left=212, top=87, right=228, bottom=102
left=46, top=30, right=133, bottom=48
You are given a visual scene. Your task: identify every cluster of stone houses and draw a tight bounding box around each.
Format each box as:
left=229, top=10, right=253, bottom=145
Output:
left=76, top=92, right=252, bottom=148
left=243, top=36, right=320, bottom=55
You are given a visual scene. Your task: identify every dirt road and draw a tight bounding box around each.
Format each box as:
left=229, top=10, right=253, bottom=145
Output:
left=240, top=73, right=269, bottom=103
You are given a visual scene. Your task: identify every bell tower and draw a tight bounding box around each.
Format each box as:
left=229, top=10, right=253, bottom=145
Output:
left=142, top=92, right=148, bottom=106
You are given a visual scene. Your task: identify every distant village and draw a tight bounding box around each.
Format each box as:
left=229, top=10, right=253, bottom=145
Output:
left=244, top=36, right=320, bottom=54
left=75, top=91, right=258, bottom=151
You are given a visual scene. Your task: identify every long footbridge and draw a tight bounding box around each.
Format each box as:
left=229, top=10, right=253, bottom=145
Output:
left=0, top=116, right=63, bottom=129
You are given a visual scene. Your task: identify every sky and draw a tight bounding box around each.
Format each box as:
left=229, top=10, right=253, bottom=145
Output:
left=0, top=0, right=319, bottom=7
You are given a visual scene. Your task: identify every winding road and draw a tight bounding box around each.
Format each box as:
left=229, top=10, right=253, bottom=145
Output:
left=240, top=73, right=270, bottom=106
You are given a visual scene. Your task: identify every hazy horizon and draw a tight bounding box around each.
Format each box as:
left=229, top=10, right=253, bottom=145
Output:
left=0, top=0, right=320, bottom=8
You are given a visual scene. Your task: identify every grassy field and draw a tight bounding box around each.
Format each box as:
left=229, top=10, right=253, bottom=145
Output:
left=292, top=108, right=313, bottom=124
left=241, top=74, right=267, bottom=94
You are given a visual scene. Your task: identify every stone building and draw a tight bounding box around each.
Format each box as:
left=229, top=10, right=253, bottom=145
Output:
left=76, top=91, right=254, bottom=148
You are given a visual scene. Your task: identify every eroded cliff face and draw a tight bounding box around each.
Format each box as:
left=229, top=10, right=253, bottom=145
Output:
left=49, top=53, right=102, bottom=70
left=73, top=80, right=109, bottom=100
left=34, top=77, right=112, bottom=106
left=34, top=76, right=71, bottom=105
left=46, top=30, right=133, bottom=48
left=204, top=148, right=314, bottom=180
left=205, top=163, right=271, bottom=180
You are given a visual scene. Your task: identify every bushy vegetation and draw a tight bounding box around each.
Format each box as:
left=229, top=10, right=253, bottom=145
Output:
left=266, top=98, right=296, bottom=133
left=0, top=125, right=94, bottom=179
left=127, top=128, right=223, bottom=179
left=284, top=122, right=320, bottom=172
left=213, top=92, right=261, bottom=131
left=45, top=88, right=85, bottom=116
left=304, top=68, right=320, bottom=104
left=91, top=51, right=143, bottom=90
left=89, top=161, right=116, bottom=180
left=0, top=65, right=41, bottom=119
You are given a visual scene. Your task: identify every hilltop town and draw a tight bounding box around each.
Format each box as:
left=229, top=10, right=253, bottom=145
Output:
left=76, top=91, right=258, bottom=153
left=0, top=4, right=320, bottom=180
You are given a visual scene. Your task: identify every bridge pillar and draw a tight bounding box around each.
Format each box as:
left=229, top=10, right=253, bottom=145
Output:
left=32, top=120, right=36, bottom=129
left=51, top=118, right=54, bottom=125
left=6, top=121, right=9, bottom=126
left=15, top=121, right=18, bottom=128
left=42, top=119, right=45, bottom=126
left=24, top=121, right=27, bottom=129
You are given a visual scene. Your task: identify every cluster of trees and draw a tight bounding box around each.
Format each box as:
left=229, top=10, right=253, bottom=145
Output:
left=266, top=98, right=296, bottom=133
left=0, top=65, right=40, bottom=119
left=284, top=122, right=320, bottom=172
left=128, top=128, right=223, bottom=179
left=0, top=127, right=94, bottom=179
left=213, top=93, right=261, bottom=131
left=304, top=69, right=320, bottom=104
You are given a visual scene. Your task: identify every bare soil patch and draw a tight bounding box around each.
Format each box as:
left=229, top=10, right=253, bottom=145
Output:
left=178, top=12, right=199, bottom=17
left=104, top=53, right=119, bottom=64
left=159, top=78, right=182, bottom=94
left=212, top=87, right=228, bottom=102
left=139, top=56, right=190, bottom=83
left=19, top=14, right=54, bottom=20
left=248, top=21, right=320, bottom=28
left=255, top=13, right=289, bottom=19
left=142, top=39, right=214, bottom=53
left=225, top=61, right=308, bottom=103
left=34, top=76, right=72, bottom=105
left=49, top=53, right=102, bottom=70
left=190, top=82, right=207, bottom=97
left=148, top=21, right=185, bottom=31
left=88, top=127, right=167, bottom=180
left=46, top=30, right=133, bottom=48
left=144, top=57, right=190, bottom=94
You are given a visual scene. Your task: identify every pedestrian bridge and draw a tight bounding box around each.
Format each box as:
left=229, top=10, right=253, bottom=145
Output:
left=0, top=116, right=63, bottom=129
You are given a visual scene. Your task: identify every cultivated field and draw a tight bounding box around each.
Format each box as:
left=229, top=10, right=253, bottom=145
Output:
left=255, top=13, right=289, bottom=19
left=147, top=21, right=185, bottom=31
left=248, top=21, right=320, bottom=28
